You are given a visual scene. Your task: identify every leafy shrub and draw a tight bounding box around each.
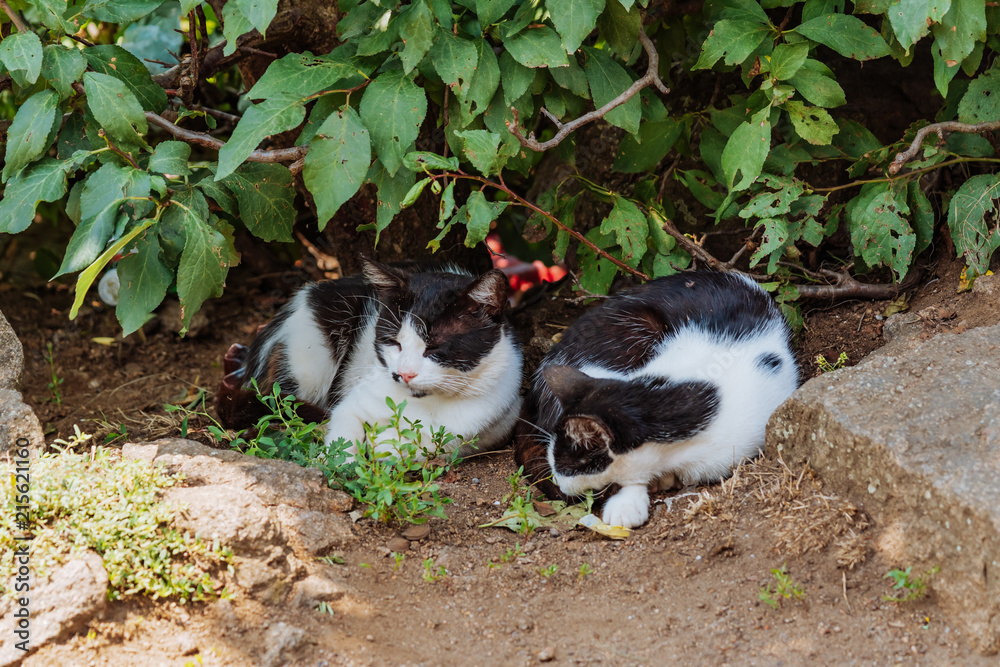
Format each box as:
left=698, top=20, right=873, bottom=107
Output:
left=1, top=0, right=999, bottom=332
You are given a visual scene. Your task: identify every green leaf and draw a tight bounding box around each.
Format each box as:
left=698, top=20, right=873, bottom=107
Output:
left=505, top=25, right=569, bottom=68
left=477, top=0, right=517, bottom=27
left=398, top=0, right=435, bottom=74
left=768, top=42, right=809, bottom=80
left=785, top=100, right=838, bottom=145
left=401, top=177, right=431, bottom=209
left=403, top=152, right=460, bottom=171
left=438, top=180, right=456, bottom=225
left=222, top=3, right=255, bottom=57
left=219, top=163, right=296, bottom=242
left=31, top=0, right=75, bottom=32
left=597, top=0, right=641, bottom=59
left=84, top=45, right=168, bottom=113
left=368, top=160, right=415, bottom=243
left=217, top=97, right=305, bottom=179
left=787, top=58, right=846, bottom=108
left=958, top=68, right=1000, bottom=123
left=81, top=0, right=164, bottom=22
left=499, top=51, right=536, bottom=106
left=947, top=173, right=1000, bottom=275
left=749, top=217, right=790, bottom=274
left=613, top=118, right=684, bottom=173
left=3, top=89, right=59, bottom=183
left=181, top=0, right=203, bottom=12
left=721, top=106, right=771, bottom=191
left=693, top=20, right=772, bottom=70
left=149, top=141, right=192, bottom=176
left=57, top=164, right=151, bottom=277
left=0, top=31, right=43, bottom=86
left=460, top=39, right=501, bottom=125
left=83, top=71, right=149, bottom=149
left=549, top=0, right=605, bottom=54
left=236, top=0, right=279, bottom=34
left=908, top=181, right=934, bottom=256
left=463, top=190, right=508, bottom=247
left=931, top=0, right=986, bottom=66
left=430, top=31, right=479, bottom=97
left=304, top=107, right=371, bottom=230
left=456, top=129, right=501, bottom=176
left=116, top=231, right=173, bottom=336
left=68, top=218, right=156, bottom=320
left=577, top=227, right=617, bottom=294
left=360, top=70, right=428, bottom=176
left=176, top=209, right=230, bottom=333
left=794, top=14, right=891, bottom=61
left=582, top=47, right=641, bottom=135
left=600, top=196, right=647, bottom=266
left=194, top=172, right=238, bottom=216
left=550, top=55, right=590, bottom=98
left=889, top=0, right=952, bottom=50
left=0, top=159, right=72, bottom=234
left=41, top=45, right=87, bottom=100
left=848, top=183, right=915, bottom=278
left=246, top=52, right=361, bottom=101
left=832, top=118, right=882, bottom=158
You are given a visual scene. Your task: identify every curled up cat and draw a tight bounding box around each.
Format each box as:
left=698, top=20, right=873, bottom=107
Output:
left=217, top=260, right=523, bottom=458
left=514, top=272, right=799, bottom=528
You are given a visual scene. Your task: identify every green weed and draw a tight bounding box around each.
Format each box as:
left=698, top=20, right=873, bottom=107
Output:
left=883, top=566, right=939, bottom=602
left=538, top=563, right=558, bottom=578
left=316, top=554, right=345, bottom=566
left=44, top=342, right=63, bottom=405
left=816, top=352, right=849, bottom=373
left=392, top=551, right=406, bottom=570
left=759, top=564, right=806, bottom=609
left=422, top=558, right=447, bottom=583
left=578, top=562, right=594, bottom=581
left=487, top=541, right=526, bottom=569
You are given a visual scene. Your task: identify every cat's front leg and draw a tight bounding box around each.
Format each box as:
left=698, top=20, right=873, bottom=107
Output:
left=601, top=484, right=650, bottom=528
left=324, top=398, right=369, bottom=454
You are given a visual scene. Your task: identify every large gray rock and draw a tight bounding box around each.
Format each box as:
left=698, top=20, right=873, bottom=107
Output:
left=0, top=551, right=109, bottom=666
left=768, top=322, right=1000, bottom=654
left=0, top=311, right=43, bottom=455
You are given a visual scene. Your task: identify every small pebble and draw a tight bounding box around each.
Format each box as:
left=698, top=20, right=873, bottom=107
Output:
left=387, top=537, right=410, bottom=553
left=365, top=634, right=375, bottom=642
left=537, top=646, right=555, bottom=662
left=402, top=525, right=431, bottom=541
left=472, top=478, right=480, bottom=484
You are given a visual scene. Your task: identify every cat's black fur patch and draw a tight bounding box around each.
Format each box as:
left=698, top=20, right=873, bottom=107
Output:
left=756, top=352, right=783, bottom=373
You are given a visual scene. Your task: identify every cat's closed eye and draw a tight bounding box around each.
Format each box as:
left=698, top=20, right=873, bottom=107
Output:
left=380, top=338, right=401, bottom=349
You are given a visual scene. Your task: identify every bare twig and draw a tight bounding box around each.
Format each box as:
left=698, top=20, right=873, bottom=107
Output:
left=889, top=120, right=1000, bottom=174
left=506, top=29, right=669, bottom=152
left=793, top=267, right=921, bottom=300
left=196, top=106, right=241, bottom=124
left=0, top=0, right=28, bottom=33
left=144, top=112, right=308, bottom=163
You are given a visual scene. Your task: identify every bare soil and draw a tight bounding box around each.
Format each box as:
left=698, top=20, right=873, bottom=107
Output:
left=4, top=241, right=1000, bottom=667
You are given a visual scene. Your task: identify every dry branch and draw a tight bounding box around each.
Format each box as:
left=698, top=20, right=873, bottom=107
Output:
left=507, top=29, right=669, bottom=152
left=793, top=267, right=921, bottom=300
left=144, top=112, right=308, bottom=163
left=889, top=120, right=1000, bottom=174
left=0, top=0, right=28, bottom=33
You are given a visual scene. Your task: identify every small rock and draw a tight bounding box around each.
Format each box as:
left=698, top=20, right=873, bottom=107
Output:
left=365, top=634, right=375, bottom=642
left=387, top=537, right=411, bottom=553
left=176, top=632, right=199, bottom=656
left=537, top=646, right=555, bottom=662
left=261, top=623, right=305, bottom=667
left=290, top=575, right=346, bottom=609
left=402, top=525, right=431, bottom=541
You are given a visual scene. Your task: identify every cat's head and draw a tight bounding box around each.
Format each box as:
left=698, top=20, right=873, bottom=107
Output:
left=541, top=365, right=622, bottom=496
left=363, top=260, right=510, bottom=397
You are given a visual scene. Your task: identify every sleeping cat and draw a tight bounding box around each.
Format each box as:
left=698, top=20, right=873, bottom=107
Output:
left=514, top=272, right=799, bottom=528
left=217, top=260, right=523, bottom=457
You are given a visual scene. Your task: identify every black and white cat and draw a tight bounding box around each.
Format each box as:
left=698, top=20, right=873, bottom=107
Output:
left=217, top=261, right=523, bottom=457
left=514, top=272, right=799, bottom=528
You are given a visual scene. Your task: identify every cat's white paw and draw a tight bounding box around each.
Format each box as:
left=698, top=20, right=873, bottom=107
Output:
left=601, top=485, right=650, bottom=528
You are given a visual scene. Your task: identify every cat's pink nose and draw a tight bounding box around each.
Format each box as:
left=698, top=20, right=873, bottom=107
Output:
left=399, top=371, right=418, bottom=384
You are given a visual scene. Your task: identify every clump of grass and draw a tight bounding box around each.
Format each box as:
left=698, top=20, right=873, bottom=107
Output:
left=815, top=351, right=849, bottom=373
left=422, top=558, right=447, bottom=583
left=0, top=429, right=231, bottom=602
left=883, top=566, right=939, bottom=602
left=759, top=564, right=806, bottom=609
left=167, top=381, right=461, bottom=526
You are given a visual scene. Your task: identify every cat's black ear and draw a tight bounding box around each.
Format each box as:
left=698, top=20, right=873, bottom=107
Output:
left=542, top=364, right=594, bottom=407
left=461, top=269, right=508, bottom=317
left=362, top=259, right=408, bottom=292
left=563, top=416, right=614, bottom=450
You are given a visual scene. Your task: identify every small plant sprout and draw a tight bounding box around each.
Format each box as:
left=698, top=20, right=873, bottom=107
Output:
left=883, top=566, right=939, bottom=602
left=815, top=352, right=849, bottom=373
left=315, top=601, right=335, bottom=616
left=392, top=551, right=406, bottom=571
left=578, top=563, right=594, bottom=581
left=44, top=342, right=64, bottom=405
left=422, top=558, right=447, bottom=583
left=538, top=563, right=559, bottom=578
left=487, top=542, right=526, bottom=569
left=759, top=564, right=806, bottom=609
left=316, top=554, right=345, bottom=566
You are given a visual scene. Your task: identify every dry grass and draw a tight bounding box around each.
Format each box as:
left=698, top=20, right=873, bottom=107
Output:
left=684, top=456, right=869, bottom=563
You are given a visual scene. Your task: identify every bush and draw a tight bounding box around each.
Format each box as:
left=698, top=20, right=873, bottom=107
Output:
left=0, top=0, right=998, bottom=331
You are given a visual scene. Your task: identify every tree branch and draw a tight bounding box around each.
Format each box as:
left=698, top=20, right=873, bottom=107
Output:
left=889, top=120, right=1000, bottom=174
left=0, top=0, right=29, bottom=33
left=144, top=112, right=307, bottom=163
left=793, top=267, right=922, bottom=300
left=506, top=28, right=670, bottom=152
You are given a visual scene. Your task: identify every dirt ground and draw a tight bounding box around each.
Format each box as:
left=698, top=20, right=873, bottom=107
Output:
left=3, top=237, right=1000, bottom=666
